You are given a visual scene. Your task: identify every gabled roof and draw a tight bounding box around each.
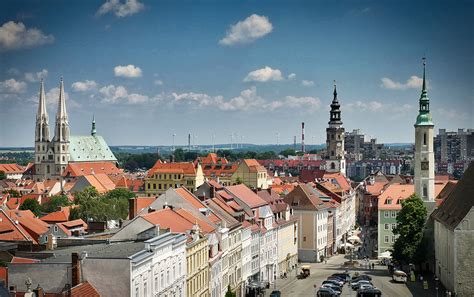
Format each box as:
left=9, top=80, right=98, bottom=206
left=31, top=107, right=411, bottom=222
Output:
left=322, top=172, right=351, bottom=192
left=175, top=208, right=215, bottom=233
left=81, top=173, right=116, bottom=193
left=147, top=160, right=197, bottom=177
left=0, top=164, right=24, bottom=174
left=140, top=208, right=194, bottom=233
left=40, top=206, right=71, bottom=223
left=71, top=281, right=101, bottom=297
left=432, top=163, right=474, bottom=230
left=284, top=184, right=331, bottom=211
left=242, top=159, right=267, bottom=173
left=6, top=210, right=49, bottom=240
left=175, top=187, right=220, bottom=223
left=57, top=219, right=88, bottom=236
left=0, top=209, right=37, bottom=243
left=226, top=184, right=267, bottom=209
left=63, top=161, right=121, bottom=177
left=69, top=135, right=117, bottom=162
left=378, top=184, right=414, bottom=210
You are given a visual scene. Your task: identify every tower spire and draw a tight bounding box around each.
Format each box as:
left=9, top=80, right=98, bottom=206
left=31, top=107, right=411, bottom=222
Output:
left=54, top=77, right=70, bottom=142
left=91, top=114, right=97, bottom=136
left=329, top=80, right=342, bottom=125
left=415, top=57, right=433, bottom=126
left=35, top=78, right=50, bottom=142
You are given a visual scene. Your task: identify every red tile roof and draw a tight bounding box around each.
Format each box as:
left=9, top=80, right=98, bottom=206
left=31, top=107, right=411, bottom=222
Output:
left=0, top=164, right=24, bottom=174
left=6, top=210, right=49, bottom=241
left=141, top=208, right=194, bottom=233
left=40, top=206, right=72, bottom=223
left=322, top=173, right=351, bottom=192
left=71, top=281, right=101, bottom=297
left=147, top=160, right=197, bottom=177
left=63, top=161, right=121, bottom=177
left=130, top=197, right=156, bottom=219
left=175, top=188, right=221, bottom=223
left=243, top=159, right=267, bottom=173
left=226, top=184, right=267, bottom=208
left=0, top=210, right=37, bottom=243
left=175, top=208, right=215, bottom=233
left=82, top=174, right=116, bottom=193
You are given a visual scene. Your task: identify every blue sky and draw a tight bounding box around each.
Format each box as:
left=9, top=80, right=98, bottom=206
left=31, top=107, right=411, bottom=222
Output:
left=0, top=0, right=472, bottom=147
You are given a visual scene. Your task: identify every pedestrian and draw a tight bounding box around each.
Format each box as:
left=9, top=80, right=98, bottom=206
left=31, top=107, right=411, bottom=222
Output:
left=325, top=259, right=327, bottom=264
left=372, top=263, right=375, bottom=270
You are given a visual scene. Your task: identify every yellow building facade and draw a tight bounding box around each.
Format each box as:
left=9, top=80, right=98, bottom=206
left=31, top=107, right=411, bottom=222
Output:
left=145, top=161, right=204, bottom=196
left=231, top=159, right=269, bottom=189
left=186, top=236, right=209, bottom=297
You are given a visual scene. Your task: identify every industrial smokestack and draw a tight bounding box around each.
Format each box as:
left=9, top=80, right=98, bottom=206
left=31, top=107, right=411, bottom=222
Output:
left=301, top=122, right=305, bottom=153
left=188, top=133, right=191, bottom=151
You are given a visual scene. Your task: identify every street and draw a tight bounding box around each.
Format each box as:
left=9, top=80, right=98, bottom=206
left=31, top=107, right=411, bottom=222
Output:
left=265, top=254, right=442, bottom=297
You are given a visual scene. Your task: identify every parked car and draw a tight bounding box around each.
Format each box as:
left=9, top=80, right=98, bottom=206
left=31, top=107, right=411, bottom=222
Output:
left=357, top=288, right=382, bottom=297
left=358, top=284, right=374, bottom=291
left=392, top=270, right=408, bottom=283
left=332, top=273, right=351, bottom=282
left=317, top=287, right=339, bottom=297
left=322, top=280, right=343, bottom=288
left=351, top=280, right=373, bottom=290
left=326, top=277, right=344, bottom=286
left=321, top=284, right=342, bottom=294
left=351, top=274, right=372, bottom=282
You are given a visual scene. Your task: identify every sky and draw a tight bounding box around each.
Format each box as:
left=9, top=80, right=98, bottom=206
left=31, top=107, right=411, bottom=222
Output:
left=0, top=0, right=473, bottom=147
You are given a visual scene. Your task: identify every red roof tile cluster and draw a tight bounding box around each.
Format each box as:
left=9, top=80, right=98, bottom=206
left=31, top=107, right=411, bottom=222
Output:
left=147, top=160, right=197, bottom=177
left=40, top=206, right=72, bottom=223
left=129, top=197, right=156, bottom=219
left=0, top=164, right=24, bottom=174
left=62, top=161, right=122, bottom=177
left=196, top=153, right=229, bottom=165
left=226, top=184, right=267, bottom=209
left=70, top=281, right=101, bottom=297
left=141, top=207, right=214, bottom=234
left=242, top=159, right=267, bottom=173
left=0, top=210, right=48, bottom=244
left=81, top=174, right=116, bottom=193
left=56, top=219, right=88, bottom=236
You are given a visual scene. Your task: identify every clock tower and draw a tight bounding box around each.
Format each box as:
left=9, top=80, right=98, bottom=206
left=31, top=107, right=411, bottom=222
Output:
left=414, top=58, right=435, bottom=203
left=326, top=81, right=346, bottom=175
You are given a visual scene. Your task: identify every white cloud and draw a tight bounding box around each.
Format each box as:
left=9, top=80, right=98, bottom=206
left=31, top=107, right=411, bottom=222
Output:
left=7, top=68, right=20, bottom=76
left=40, top=87, right=80, bottom=109
left=0, top=21, right=54, bottom=51
left=0, top=79, right=27, bottom=93
left=154, top=80, right=163, bottom=86
left=244, top=66, right=283, bottom=82
left=96, top=0, right=144, bottom=17
left=283, top=96, right=321, bottom=110
left=99, top=84, right=149, bottom=104
left=71, top=80, right=98, bottom=92
left=302, top=80, right=314, bottom=86
left=288, top=73, right=296, bottom=80
left=345, top=100, right=385, bottom=112
left=381, top=75, right=424, bottom=90
left=114, top=64, right=142, bottom=78
left=24, top=69, right=48, bottom=82
left=219, top=14, right=273, bottom=46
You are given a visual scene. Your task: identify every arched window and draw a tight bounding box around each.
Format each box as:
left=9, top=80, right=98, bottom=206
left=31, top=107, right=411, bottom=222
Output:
left=330, top=163, right=336, bottom=170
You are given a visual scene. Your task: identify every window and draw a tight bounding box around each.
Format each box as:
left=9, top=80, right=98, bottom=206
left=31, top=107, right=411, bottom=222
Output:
left=330, top=163, right=336, bottom=170
left=147, top=183, right=150, bottom=189
left=423, top=133, right=427, bottom=145
left=384, top=224, right=389, bottom=230
left=385, top=199, right=392, bottom=205
left=391, top=236, right=395, bottom=243
left=391, top=211, right=396, bottom=218
left=384, top=211, right=389, bottom=218
left=384, top=235, right=389, bottom=243
left=391, top=223, right=396, bottom=230
left=423, top=185, right=428, bottom=198
left=303, top=236, right=306, bottom=242
left=54, top=225, right=58, bottom=232
left=154, top=277, right=158, bottom=291
left=153, top=183, right=156, bottom=190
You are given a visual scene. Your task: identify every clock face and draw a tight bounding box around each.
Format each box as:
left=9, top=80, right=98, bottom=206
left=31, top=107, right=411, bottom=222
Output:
left=337, top=142, right=341, bottom=147
left=421, top=161, right=429, bottom=171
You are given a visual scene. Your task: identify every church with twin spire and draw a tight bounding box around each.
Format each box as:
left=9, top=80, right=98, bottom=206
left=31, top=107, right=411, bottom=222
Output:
left=32, top=78, right=116, bottom=181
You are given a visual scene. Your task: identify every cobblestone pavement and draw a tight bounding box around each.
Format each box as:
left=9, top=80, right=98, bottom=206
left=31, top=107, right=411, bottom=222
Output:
left=264, top=254, right=444, bottom=297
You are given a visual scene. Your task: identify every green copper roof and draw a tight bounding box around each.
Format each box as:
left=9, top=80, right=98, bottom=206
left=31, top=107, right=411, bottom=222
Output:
left=69, top=135, right=117, bottom=162
left=415, top=58, right=434, bottom=127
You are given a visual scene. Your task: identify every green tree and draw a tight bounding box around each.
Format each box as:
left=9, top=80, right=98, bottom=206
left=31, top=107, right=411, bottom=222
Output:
left=42, top=194, right=71, bottom=213
left=224, top=285, right=236, bottom=297
left=70, top=187, right=130, bottom=222
left=20, top=199, right=42, bottom=217
left=392, top=194, right=427, bottom=265
left=0, top=171, right=6, bottom=180
left=174, top=148, right=185, bottom=162
left=279, top=148, right=296, bottom=157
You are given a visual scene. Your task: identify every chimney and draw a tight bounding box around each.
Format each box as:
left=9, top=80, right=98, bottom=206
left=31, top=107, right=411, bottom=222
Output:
left=128, top=198, right=136, bottom=220
left=71, top=252, right=81, bottom=287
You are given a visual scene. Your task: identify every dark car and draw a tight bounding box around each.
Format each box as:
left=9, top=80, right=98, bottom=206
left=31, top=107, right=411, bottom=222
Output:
left=351, top=275, right=372, bottom=282
left=357, top=288, right=382, bottom=297
left=321, top=284, right=342, bottom=294
left=270, top=290, right=281, bottom=297
left=322, top=280, right=343, bottom=288
left=351, top=280, right=373, bottom=290
left=326, top=277, right=344, bottom=286
left=317, top=287, right=338, bottom=297
left=332, top=273, right=351, bottom=282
